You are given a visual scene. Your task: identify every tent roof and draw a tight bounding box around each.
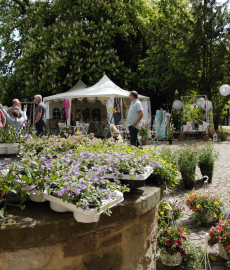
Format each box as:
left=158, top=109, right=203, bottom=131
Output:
left=44, top=75, right=149, bottom=102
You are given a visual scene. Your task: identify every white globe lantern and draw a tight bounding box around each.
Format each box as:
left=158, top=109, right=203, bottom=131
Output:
left=196, top=98, right=205, bottom=108
left=87, top=97, right=96, bottom=103
left=219, top=85, right=230, bottom=96
left=172, top=100, right=183, bottom=110
left=202, top=100, right=212, bottom=111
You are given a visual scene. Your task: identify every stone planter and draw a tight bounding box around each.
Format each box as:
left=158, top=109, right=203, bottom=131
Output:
left=0, top=143, right=19, bottom=155
left=103, top=166, right=153, bottom=181
left=218, top=243, right=230, bottom=260
left=161, top=251, right=183, bottom=266
left=43, top=190, right=124, bottom=223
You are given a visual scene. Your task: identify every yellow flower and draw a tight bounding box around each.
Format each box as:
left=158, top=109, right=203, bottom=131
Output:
left=219, top=215, right=223, bottom=220
left=76, top=130, right=80, bottom=133
left=213, top=213, right=217, bottom=218
left=227, top=198, right=229, bottom=200
left=158, top=215, right=159, bottom=219
left=160, top=212, right=164, bottom=215
left=197, top=204, right=200, bottom=208
left=197, top=191, right=199, bottom=193
left=214, top=201, right=219, bottom=205
left=209, top=255, right=216, bottom=261
left=164, top=206, right=168, bottom=209
left=183, top=211, right=186, bottom=213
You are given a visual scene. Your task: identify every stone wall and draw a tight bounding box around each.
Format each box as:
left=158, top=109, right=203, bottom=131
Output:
left=0, top=186, right=161, bottom=270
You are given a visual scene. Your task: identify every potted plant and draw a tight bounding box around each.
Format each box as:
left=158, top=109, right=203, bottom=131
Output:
left=208, top=220, right=230, bottom=260
left=198, top=143, right=218, bottom=183
left=158, top=198, right=185, bottom=228
left=186, top=190, right=224, bottom=225
left=139, top=122, right=148, bottom=145
left=197, top=120, right=203, bottom=131
left=182, top=120, right=187, bottom=132
left=218, top=127, right=227, bottom=141
left=157, top=226, right=187, bottom=266
left=177, top=146, right=197, bottom=189
left=167, top=122, right=174, bottom=145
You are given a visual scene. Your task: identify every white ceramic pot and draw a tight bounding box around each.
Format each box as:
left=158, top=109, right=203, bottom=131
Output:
left=198, top=125, right=203, bottom=131
left=161, top=251, right=183, bottom=266
left=0, top=143, right=19, bottom=155
left=183, top=125, right=187, bottom=132
left=103, top=166, right=153, bottom=181
left=29, top=193, right=47, bottom=203
left=218, top=243, right=230, bottom=260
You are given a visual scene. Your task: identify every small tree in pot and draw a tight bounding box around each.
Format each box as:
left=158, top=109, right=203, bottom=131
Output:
left=167, top=122, right=175, bottom=144
left=198, top=143, right=218, bottom=183
left=177, top=146, right=198, bottom=189
left=139, top=121, right=148, bottom=145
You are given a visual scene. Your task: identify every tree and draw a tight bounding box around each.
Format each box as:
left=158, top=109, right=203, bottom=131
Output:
left=188, top=0, right=230, bottom=128
left=138, top=0, right=192, bottom=111
left=0, top=0, right=153, bottom=104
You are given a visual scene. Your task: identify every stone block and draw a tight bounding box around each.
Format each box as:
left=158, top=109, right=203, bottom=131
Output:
left=0, top=246, right=53, bottom=270
left=63, top=234, right=96, bottom=258
left=100, top=233, right=122, bottom=248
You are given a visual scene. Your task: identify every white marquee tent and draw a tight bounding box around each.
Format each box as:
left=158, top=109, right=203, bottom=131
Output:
left=44, top=75, right=150, bottom=126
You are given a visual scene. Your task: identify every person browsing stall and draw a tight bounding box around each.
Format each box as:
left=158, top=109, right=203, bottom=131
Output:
left=127, top=91, right=144, bottom=147
left=0, top=104, right=27, bottom=132
left=34, top=95, right=47, bottom=136
left=7, top=99, right=23, bottom=118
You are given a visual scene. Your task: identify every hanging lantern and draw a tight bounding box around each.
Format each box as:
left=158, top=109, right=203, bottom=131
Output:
left=213, top=132, right=218, bottom=142
left=172, top=100, right=183, bottom=110
left=196, top=98, right=205, bottom=108
left=219, top=85, right=230, bottom=96
left=202, top=100, right=212, bottom=111
left=77, top=97, right=84, bottom=101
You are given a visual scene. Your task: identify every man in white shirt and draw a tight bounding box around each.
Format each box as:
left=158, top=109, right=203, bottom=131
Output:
left=127, top=91, right=144, bottom=147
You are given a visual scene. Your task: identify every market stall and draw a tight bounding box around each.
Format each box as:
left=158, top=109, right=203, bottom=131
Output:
left=44, top=75, right=151, bottom=136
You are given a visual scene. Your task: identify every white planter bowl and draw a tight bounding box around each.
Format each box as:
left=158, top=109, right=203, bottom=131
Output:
left=0, top=143, right=19, bottom=155
left=103, top=166, right=153, bottom=181
left=29, top=193, right=47, bottom=203
left=183, top=125, right=187, bottom=132
left=43, top=190, right=124, bottom=223
left=218, top=243, right=230, bottom=260
left=161, top=251, right=183, bottom=266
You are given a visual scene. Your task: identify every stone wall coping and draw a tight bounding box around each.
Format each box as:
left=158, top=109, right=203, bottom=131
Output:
left=0, top=185, right=161, bottom=251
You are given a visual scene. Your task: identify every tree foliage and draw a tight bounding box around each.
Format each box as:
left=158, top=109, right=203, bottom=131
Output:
left=0, top=0, right=152, bottom=104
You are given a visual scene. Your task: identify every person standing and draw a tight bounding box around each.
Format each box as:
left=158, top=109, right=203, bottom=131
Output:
left=0, top=104, right=27, bottom=132
left=34, top=95, right=47, bottom=136
left=0, top=109, right=6, bottom=128
left=7, top=99, right=23, bottom=118
left=127, top=91, right=144, bottom=147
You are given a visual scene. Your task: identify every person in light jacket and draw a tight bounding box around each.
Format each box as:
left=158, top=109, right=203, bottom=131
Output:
left=0, top=104, right=27, bottom=132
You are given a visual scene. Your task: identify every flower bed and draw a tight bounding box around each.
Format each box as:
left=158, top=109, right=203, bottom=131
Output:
left=0, top=134, right=179, bottom=220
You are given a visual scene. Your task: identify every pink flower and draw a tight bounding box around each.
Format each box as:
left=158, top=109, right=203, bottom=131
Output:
left=175, top=240, right=182, bottom=246
left=164, top=231, right=169, bottom=237
left=181, top=236, right=187, bottom=241
left=177, top=228, right=183, bottom=233
left=223, top=233, right=229, bottom=237
left=167, top=239, right=173, bottom=247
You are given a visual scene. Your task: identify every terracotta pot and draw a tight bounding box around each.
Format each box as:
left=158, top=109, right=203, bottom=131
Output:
left=141, top=140, right=147, bottom=146
left=161, top=251, right=183, bottom=266
left=203, top=134, right=209, bottom=141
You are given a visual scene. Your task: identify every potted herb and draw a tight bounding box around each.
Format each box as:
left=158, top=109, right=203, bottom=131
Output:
left=208, top=220, right=230, bottom=260
left=198, top=143, right=218, bottom=183
left=218, top=127, right=227, bottom=141
left=167, top=122, right=174, bottom=145
left=186, top=190, right=224, bottom=226
left=157, top=226, right=187, bottom=266
left=158, top=198, right=185, bottom=228
left=182, top=120, right=187, bottom=132
left=139, top=122, right=148, bottom=146
left=177, top=146, right=197, bottom=189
